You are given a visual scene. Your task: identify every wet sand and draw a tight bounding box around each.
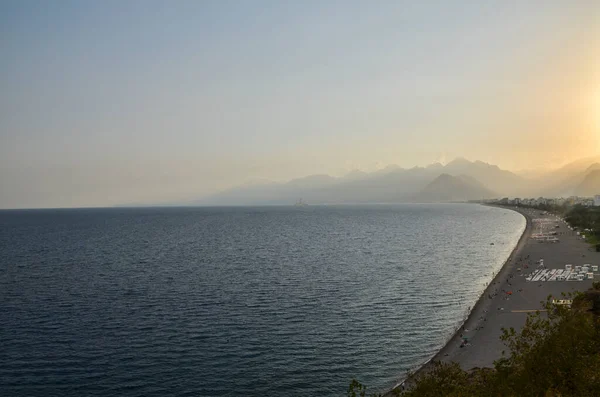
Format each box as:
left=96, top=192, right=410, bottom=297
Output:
left=386, top=205, right=599, bottom=395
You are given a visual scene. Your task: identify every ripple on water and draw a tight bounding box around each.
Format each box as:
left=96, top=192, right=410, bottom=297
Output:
left=0, top=204, right=525, bottom=396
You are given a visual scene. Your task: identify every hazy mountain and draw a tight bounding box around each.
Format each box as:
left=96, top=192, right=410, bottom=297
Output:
left=341, top=169, right=369, bottom=181
left=198, top=157, right=520, bottom=205
left=316, top=166, right=434, bottom=203
left=513, top=168, right=550, bottom=180
left=442, top=158, right=527, bottom=196
left=539, top=157, right=600, bottom=197
left=133, top=153, right=600, bottom=208
left=412, top=174, right=497, bottom=202
left=586, top=163, right=600, bottom=173
left=286, top=174, right=337, bottom=188
left=371, top=164, right=403, bottom=175
left=195, top=154, right=600, bottom=205
left=426, top=162, right=444, bottom=171
left=554, top=156, right=600, bottom=179
left=574, top=170, right=600, bottom=197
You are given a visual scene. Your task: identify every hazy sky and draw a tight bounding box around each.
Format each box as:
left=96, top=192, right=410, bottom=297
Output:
left=1, top=0, right=599, bottom=208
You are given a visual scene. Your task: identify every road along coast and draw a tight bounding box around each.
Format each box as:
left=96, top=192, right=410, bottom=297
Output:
left=386, top=205, right=599, bottom=395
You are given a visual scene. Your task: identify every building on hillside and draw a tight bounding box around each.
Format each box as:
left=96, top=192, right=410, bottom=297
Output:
left=594, top=195, right=600, bottom=207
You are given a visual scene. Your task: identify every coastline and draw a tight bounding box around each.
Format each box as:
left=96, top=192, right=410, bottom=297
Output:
left=386, top=203, right=599, bottom=395
left=385, top=204, right=532, bottom=395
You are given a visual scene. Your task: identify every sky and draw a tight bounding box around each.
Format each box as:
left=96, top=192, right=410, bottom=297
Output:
left=1, top=0, right=599, bottom=208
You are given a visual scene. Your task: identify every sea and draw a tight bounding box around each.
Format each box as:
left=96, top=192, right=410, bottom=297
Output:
left=0, top=203, right=525, bottom=396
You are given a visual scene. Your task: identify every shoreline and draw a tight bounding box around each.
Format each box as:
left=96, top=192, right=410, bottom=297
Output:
left=386, top=203, right=599, bottom=395
left=385, top=204, right=532, bottom=395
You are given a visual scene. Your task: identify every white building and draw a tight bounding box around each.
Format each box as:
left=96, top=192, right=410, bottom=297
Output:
left=594, top=195, right=600, bottom=206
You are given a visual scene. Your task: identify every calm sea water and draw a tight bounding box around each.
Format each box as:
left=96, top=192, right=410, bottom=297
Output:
left=0, top=204, right=525, bottom=396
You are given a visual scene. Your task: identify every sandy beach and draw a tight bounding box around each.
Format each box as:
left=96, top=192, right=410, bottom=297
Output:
left=387, top=204, right=599, bottom=395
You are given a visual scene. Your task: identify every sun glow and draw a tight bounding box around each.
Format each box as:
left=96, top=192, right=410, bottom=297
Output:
left=597, top=89, right=600, bottom=130
left=588, top=87, right=600, bottom=131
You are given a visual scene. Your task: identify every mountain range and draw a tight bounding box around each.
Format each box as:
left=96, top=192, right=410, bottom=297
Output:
left=538, top=156, right=600, bottom=198
left=195, top=156, right=600, bottom=205
left=412, top=174, right=497, bottom=202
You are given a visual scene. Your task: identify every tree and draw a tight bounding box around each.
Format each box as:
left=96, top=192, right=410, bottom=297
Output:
left=347, top=379, right=383, bottom=397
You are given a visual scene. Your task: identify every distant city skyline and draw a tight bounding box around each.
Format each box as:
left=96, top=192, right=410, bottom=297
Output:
left=1, top=1, right=598, bottom=208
